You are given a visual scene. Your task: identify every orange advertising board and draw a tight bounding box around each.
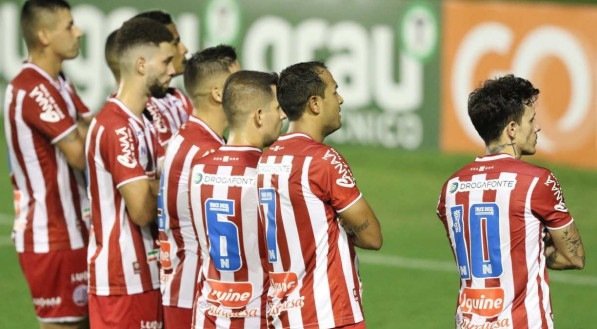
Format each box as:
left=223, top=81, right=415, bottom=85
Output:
left=441, top=1, right=596, bottom=169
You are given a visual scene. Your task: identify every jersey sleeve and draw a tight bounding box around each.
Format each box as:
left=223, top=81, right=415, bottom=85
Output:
left=311, top=146, right=362, bottom=212
left=21, top=82, right=77, bottom=144
left=531, top=171, right=573, bottom=229
left=101, top=123, right=147, bottom=188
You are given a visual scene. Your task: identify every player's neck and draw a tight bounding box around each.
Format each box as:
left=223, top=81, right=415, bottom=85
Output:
left=227, top=129, right=262, bottom=149
left=116, top=79, right=149, bottom=118
left=193, top=103, right=226, bottom=138
left=29, top=51, right=62, bottom=80
left=287, top=121, right=324, bottom=143
left=486, top=138, right=520, bottom=159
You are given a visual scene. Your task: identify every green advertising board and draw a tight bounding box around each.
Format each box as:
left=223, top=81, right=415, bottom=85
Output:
left=0, top=0, right=441, bottom=150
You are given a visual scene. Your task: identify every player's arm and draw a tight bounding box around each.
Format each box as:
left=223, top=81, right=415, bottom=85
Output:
left=545, top=222, right=585, bottom=270
left=119, top=178, right=159, bottom=226
left=339, top=197, right=382, bottom=250
left=55, top=128, right=86, bottom=171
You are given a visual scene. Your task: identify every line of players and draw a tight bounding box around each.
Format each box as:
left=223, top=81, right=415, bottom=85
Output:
left=5, top=1, right=382, bottom=328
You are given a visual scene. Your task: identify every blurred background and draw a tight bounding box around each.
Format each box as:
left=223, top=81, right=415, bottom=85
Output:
left=0, top=0, right=595, bottom=328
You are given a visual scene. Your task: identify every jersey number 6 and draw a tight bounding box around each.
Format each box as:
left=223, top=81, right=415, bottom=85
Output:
left=205, top=198, right=242, bottom=271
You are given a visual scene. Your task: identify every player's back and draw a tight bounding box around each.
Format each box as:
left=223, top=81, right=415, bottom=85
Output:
left=437, top=154, right=571, bottom=328
left=158, top=115, right=225, bottom=308
left=257, top=133, right=365, bottom=328
left=189, top=145, right=267, bottom=329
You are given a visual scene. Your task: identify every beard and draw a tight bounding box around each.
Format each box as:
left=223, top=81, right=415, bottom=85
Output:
left=149, top=81, right=169, bottom=99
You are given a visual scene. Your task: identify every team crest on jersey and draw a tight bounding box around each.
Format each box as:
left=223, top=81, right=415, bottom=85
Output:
left=322, top=149, right=356, bottom=188
left=72, top=284, right=88, bottom=307
left=114, top=127, right=138, bottom=168
left=30, top=84, right=66, bottom=123
left=544, top=173, right=568, bottom=212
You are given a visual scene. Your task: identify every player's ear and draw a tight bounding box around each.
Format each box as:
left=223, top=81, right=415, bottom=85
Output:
left=254, top=108, right=264, bottom=127
left=211, top=86, right=222, bottom=103
left=505, top=120, right=518, bottom=139
left=307, top=95, right=321, bottom=115
left=37, top=28, right=50, bottom=47
left=136, top=56, right=146, bottom=75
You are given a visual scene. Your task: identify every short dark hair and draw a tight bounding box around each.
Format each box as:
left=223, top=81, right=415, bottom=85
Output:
left=133, top=10, right=173, bottom=25
left=277, top=61, right=327, bottom=121
left=20, top=0, right=71, bottom=49
left=116, top=17, right=174, bottom=56
left=468, top=74, right=540, bottom=144
left=104, top=29, right=119, bottom=78
left=184, top=45, right=238, bottom=95
left=222, top=70, right=278, bottom=128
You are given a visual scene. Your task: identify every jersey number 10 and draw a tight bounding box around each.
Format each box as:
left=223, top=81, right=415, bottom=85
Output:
left=450, top=203, right=503, bottom=279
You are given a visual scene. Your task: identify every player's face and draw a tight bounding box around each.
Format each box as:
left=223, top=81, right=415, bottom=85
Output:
left=515, top=104, right=541, bottom=156
left=262, top=85, right=286, bottom=147
left=47, top=9, right=82, bottom=60
left=166, top=23, right=188, bottom=76
left=147, top=42, right=176, bottom=98
left=319, top=69, right=344, bottom=137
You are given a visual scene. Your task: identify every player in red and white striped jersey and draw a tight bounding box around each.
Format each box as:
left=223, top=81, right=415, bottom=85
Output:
left=134, top=10, right=192, bottom=146
left=85, top=18, right=176, bottom=329
left=158, top=45, right=239, bottom=328
left=257, top=62, right=382, bottom=329
left=436, top=75, right=585, bottom=329
left=4, top=1, right=90, bottom=327
left=190, top=70, right=285, bottom=329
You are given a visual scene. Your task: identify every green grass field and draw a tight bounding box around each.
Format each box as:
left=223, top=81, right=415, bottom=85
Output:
left=0, top=138, right=595, bottom=328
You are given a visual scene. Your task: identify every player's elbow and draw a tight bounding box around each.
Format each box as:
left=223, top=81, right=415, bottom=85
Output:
left=571, top=255, right=585, bottom=270
left=358, top=234, right=383, bottom=250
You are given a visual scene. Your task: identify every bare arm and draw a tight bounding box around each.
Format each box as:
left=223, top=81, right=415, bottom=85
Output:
left=55, top=129, right=86, bottom=171
left=545, top=222, right=585, bottom=270
left=119, top=178, right=159, bottom=226
left=339, top=197, right=382, bottom=250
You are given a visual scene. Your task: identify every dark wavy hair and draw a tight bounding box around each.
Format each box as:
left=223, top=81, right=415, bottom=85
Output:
left=468, top=74, right=539, bottom=144
left=277, top=61, right=327, bottom=121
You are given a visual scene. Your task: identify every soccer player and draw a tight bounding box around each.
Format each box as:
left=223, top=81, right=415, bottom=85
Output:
left=4, top=1, right=90, bottom=328
left=436, top=75, right=585, bottom=328
left=158, top=45, right=240, bottom=328
left=85, top=17, right=176, bottom=328
left=190, top=70, right=286, bottom=328
left=134, top=10, right=193, bottom=146
left=257, top=61, right=383, bottom=328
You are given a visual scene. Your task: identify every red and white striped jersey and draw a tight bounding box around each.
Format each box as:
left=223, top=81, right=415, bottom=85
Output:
left=4, top=63, right=90, bottom=253
left=257, top=133, right=365, bottom=329
left=86, top=98, right=161, bottom=296
left=436, top=154, right=574, bottom=329
left=189, top=146, right=268, bottom=329
left=158, top=116, right=225, bottom=309
left=146, top=88, right=193, bottom=146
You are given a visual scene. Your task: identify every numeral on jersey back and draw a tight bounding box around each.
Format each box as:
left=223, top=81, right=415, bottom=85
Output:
left=205, top=198, right=241, bottom=271
left=258, top=188, right=278, bottom=263
left=450, top=203, right=503, bottom=279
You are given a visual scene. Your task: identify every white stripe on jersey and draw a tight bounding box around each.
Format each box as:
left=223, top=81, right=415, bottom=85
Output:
left=496, top=172, right=515, bottom=325
left=523, top=177, right=552, bottom=329
left=301, top=156, right=334, bottom=329
left=277, top=155, right=305, bottom=328
left=90, top=125, right=112, bottom=294
left=337, top=224, right=363, bottom=324
left=56, top=150, right=77, bottom=249
left=120, top=204, right=143, bottom=295
left=14, top=88, right=50, bottom=253
left=240, top=166, right=263, bottom=329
